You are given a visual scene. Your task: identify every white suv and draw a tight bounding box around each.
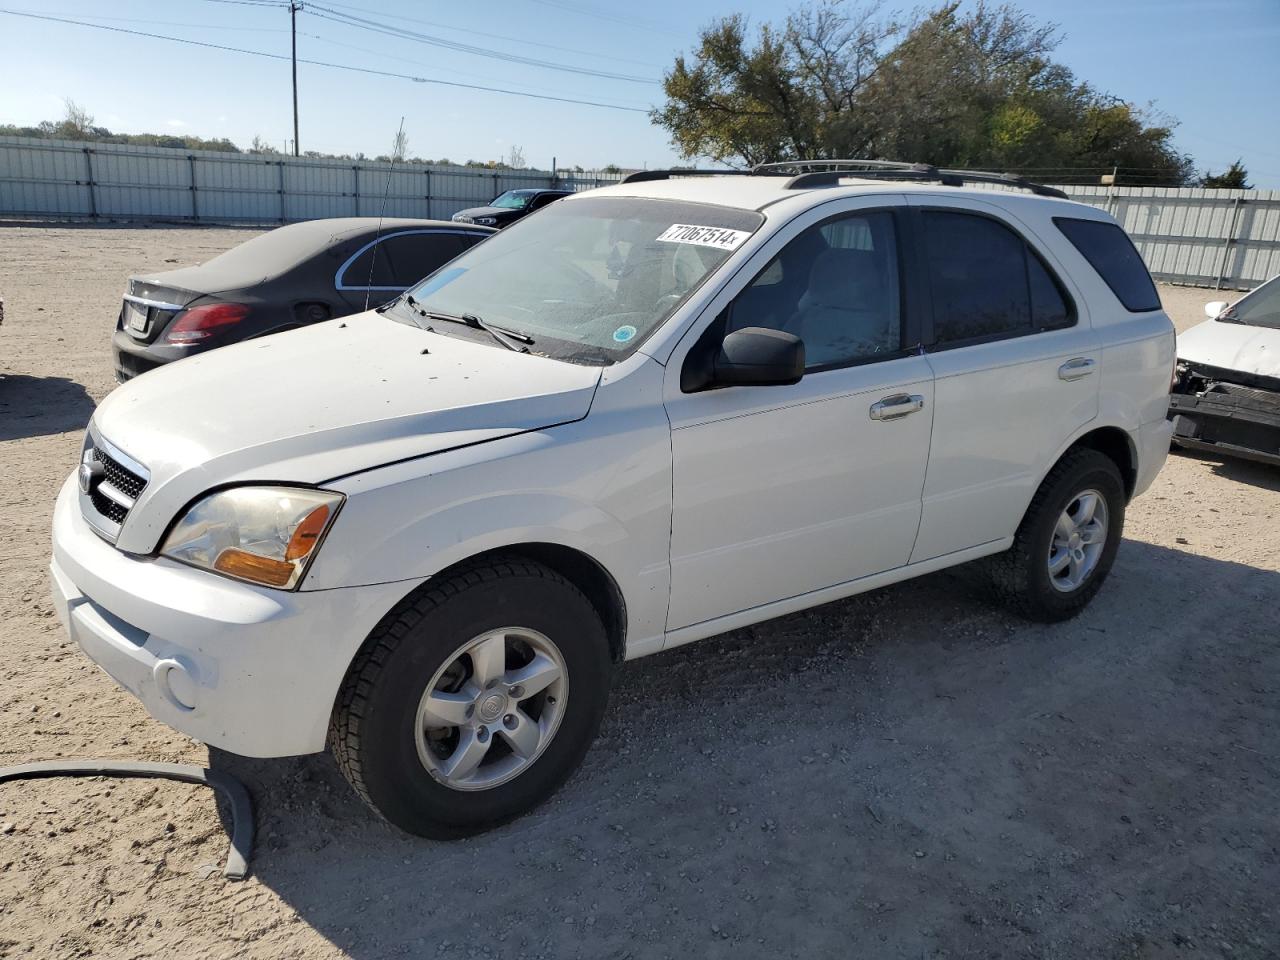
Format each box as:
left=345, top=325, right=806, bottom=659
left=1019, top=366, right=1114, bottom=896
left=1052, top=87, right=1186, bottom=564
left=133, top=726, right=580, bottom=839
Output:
left=51, top=163, right=1176, bottom=836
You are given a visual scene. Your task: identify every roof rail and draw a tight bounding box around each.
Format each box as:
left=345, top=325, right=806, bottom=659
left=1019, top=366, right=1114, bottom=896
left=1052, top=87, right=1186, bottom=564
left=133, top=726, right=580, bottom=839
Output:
left=618, top=159, right=1070, bottom=199
left=618, top=169, right=751, bottom=184
left=936, top=169, right=1069, bottom=199
left=753, top=159, right=935, bottom=175
left=752, top=158, right=1068, bottom=199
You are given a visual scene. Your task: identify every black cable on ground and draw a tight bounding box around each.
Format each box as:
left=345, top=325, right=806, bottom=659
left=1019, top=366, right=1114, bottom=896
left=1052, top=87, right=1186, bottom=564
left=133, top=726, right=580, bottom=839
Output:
left=0, top=759, right=254, bottom=880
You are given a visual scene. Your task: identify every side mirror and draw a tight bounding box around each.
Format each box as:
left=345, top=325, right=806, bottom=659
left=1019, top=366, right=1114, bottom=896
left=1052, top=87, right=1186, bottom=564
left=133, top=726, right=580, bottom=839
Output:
left=1205, top=300, right=1229, bottom=318
left=712, top=327, right=805, bottom=387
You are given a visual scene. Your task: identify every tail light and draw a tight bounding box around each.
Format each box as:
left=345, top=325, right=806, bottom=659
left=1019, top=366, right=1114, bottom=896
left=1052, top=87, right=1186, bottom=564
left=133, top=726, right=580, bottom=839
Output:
left=166, top=303, right=250, bottom=343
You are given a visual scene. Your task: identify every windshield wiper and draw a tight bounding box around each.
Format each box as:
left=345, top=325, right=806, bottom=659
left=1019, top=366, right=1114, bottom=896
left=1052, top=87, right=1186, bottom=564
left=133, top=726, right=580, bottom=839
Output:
left=403, top=297, right=532, bottom=352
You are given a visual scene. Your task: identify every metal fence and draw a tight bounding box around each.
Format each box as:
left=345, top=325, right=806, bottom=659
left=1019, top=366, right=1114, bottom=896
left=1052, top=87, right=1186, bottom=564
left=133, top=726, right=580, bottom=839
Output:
left=0, top=135, right=624, bottom=224
left=3, top=137, right=1279, bottom=290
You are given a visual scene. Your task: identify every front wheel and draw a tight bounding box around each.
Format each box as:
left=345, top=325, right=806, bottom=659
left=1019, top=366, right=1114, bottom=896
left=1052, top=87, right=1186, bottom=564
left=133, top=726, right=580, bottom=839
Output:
left=330, top=558, right=612, bottom=837
left=988, top=448, right=1126, bottom=622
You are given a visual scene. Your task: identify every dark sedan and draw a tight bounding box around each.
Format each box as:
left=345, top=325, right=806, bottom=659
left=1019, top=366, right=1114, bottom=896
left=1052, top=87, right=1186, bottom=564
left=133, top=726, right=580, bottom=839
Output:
left=449, top=188, right=573, bottom=228
left=113, top=217, right=494, bottom=381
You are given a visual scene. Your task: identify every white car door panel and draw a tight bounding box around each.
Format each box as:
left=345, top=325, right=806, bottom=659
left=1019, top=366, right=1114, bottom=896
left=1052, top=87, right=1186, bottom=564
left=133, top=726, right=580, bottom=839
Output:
left=667, top=358, right=934, bottom=630
left=662, top=196, right=934, bottom=633
left=914, top=331, right=1100, bottom=561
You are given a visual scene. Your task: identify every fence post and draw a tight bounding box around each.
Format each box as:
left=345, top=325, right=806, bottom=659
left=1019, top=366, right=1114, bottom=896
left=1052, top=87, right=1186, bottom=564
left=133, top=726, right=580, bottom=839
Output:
left=1215, top=195, right=1244, bottom=290
left=353, top=164, right=360, bottom=216
left=278, top=160, right=286, bottom=223
left=82, top=147, right=97, bottom=219
left=424, top=168, right=432, bottom=219
left=188, top=155, right=198, bottom=221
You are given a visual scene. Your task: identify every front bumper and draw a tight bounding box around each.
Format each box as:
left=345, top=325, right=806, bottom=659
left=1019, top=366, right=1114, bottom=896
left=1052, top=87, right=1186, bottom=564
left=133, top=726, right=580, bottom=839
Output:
left=50, top=476, right=413, bottom=757
left=1169, top=380, right=1280, bottom=467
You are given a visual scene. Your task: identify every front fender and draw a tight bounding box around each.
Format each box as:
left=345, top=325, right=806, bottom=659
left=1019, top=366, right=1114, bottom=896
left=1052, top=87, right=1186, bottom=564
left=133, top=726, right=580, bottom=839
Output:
left=302, top=392, right=674, bottom=655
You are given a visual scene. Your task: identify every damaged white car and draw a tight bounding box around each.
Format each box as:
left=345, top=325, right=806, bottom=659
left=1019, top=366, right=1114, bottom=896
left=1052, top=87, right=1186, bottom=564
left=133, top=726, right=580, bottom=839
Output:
left=1170, top=274, right=1280, bottom=466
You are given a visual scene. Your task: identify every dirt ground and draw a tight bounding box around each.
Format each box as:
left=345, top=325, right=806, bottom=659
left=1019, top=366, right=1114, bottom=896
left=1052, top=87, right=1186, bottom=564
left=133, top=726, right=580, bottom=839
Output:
left=0, top=223, right=1277, bottom=960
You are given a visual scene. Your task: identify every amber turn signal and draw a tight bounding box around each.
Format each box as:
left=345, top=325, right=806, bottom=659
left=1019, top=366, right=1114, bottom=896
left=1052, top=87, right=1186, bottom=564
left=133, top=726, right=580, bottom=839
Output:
left=214, top=548, right=295, bottom=588
left=286, top=504, right=331, bottom=561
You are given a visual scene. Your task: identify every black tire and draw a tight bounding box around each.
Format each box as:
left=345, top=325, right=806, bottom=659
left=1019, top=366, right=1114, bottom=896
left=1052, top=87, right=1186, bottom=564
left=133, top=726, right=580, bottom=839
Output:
left=329, top=557, right=612, bottom=838
left=988, top=448, right=1126, bottom=622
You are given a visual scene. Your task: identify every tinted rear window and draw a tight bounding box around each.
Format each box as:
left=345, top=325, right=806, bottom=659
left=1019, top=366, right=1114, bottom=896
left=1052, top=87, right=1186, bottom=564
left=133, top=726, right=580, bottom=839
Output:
left=1054, top=217, right=1160, bottom=312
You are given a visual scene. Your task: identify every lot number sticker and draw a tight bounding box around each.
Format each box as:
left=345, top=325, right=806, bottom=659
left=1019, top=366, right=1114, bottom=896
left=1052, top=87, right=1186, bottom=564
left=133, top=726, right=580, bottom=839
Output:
left=655, top=224, right=751, bottom=251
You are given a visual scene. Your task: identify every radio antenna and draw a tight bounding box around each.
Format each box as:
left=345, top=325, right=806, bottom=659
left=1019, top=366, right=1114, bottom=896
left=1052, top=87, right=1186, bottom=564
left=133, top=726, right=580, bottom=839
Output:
left=364, top=116, right=406, bottom=311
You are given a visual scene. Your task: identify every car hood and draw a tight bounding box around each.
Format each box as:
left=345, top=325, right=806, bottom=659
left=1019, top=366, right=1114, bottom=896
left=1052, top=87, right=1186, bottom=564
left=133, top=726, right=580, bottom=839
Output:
left=1177, top=319, right=1280, bottom=378
left=92, top=311, right=602, bottom=553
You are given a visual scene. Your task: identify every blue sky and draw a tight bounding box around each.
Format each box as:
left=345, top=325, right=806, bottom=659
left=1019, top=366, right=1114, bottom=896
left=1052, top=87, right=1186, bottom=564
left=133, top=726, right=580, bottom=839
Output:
left=1, top=0, right=1277, bottom=184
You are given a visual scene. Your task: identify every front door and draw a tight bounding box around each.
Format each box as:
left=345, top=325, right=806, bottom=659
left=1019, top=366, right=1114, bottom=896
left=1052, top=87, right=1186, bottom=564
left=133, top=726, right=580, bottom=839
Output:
left=663, top=200, right=935, bottom=632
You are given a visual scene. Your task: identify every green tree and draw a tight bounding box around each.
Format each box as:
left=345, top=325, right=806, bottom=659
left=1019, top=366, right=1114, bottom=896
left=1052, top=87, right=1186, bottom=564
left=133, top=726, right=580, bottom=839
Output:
left=1200, top=159, right=1251, bottom=189
left=653, top=1, right=1194, bottom=184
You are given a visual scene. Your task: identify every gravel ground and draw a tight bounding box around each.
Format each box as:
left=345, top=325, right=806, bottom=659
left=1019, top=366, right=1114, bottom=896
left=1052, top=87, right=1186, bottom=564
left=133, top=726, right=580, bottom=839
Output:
left=0, top=224, right=1277, bottom=960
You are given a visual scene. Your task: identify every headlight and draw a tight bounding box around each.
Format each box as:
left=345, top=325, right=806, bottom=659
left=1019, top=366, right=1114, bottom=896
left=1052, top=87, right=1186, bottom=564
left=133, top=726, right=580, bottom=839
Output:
left=475, top=217, right=497, bottom=226
left=161, top=486, right=344, bottom=589
left=452, top=214, right=473, bottom=223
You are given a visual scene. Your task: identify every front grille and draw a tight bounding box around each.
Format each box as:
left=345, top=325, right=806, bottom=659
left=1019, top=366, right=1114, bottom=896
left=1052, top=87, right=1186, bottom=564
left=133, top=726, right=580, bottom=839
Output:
left=79, top=434, right=150, bottom=541
left=90, top=486, right=128, bottom=524
left=99, top=449, right=146, bottom=499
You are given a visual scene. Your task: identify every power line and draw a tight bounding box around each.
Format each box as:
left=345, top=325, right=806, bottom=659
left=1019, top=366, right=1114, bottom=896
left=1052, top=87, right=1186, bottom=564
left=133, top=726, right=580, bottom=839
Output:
left=0, top=9, right=651, bottom=113
left=189, top=0, right=289, bottom=7
left=299, top=30, right=652, bottom=106
left=303, top=4, right=657, bottom=85
left=4, top=7, right=289, bottom=30
left=313, top=0, right=660, bottom=69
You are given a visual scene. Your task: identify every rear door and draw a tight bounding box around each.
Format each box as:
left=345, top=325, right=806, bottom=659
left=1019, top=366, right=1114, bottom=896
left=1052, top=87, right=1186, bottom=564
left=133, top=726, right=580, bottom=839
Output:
left=907, top=197, right=1100, bottom=562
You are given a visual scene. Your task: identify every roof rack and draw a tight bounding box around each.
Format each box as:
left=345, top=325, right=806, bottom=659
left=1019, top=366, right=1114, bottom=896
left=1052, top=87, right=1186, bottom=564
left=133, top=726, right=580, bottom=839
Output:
left=618, top=169, right=752, bottom=184
left=616, top=159, right=1069, bottom=199
left=936, top=168, right=1068, bottom=199
left=759, top=158, right=1069, bottom=199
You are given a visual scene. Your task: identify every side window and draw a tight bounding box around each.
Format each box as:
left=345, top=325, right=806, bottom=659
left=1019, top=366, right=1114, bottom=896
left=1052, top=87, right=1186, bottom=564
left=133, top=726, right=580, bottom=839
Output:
left=1029, top=254, right=1071, bottom=329
left=340, top=240, right=398, bottom=288
left=1054, top=217, right=1161, bottom=312
left=924, top=211, right=1073, bottom=344
left=381, top=233, right=468, bottom=288
left=728, top=210, right=902, bottom=369
left=531, top=192, right=563, bottom=210
left=339, top=233, right=467, bottom=289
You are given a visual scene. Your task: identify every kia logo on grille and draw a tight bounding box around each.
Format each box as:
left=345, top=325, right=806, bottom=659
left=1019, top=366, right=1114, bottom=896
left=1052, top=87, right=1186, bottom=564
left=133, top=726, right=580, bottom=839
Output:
left=78, top=456, right=103, bottom=494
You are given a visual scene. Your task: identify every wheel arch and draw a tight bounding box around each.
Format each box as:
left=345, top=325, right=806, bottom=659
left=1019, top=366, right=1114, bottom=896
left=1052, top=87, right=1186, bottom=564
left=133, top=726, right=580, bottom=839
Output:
left=327, top=542, right=629, bottom=754
left=354, top=541, right=627, bottom=668
left=1064, top=425, right=1137, bottom=500
left=473, top=543, right=628, bottom=665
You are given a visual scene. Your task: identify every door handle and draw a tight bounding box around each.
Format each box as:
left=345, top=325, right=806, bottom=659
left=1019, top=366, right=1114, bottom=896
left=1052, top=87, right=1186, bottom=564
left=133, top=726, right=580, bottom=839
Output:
left=1058, top=357, right=1096, bottom=381
left=869, top=393, right=925, bottom=421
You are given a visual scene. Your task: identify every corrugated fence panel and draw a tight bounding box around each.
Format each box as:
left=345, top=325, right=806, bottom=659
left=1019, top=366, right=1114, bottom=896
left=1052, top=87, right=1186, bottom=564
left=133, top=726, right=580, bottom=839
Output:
left=195, top=155, right=280, bottom=222
left=284, top=160, right=356, bottom=221
left=0, top=138, right=91, bottom=215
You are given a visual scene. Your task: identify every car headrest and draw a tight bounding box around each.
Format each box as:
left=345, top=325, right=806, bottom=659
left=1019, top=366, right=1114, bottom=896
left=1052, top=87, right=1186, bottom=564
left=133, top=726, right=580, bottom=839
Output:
left=806, top=249, right=883, bottom=308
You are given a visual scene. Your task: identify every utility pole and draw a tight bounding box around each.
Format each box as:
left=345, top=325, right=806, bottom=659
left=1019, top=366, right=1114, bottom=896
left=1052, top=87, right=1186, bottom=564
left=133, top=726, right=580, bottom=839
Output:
left=290, top=2, right=301, bottom=157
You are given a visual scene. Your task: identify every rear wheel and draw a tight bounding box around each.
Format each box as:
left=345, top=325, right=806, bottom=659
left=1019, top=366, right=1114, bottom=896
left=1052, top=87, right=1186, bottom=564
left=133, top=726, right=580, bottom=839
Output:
left=988, top=448, right=1125, bottom=622
left=330, top=557, right=612, bottom=837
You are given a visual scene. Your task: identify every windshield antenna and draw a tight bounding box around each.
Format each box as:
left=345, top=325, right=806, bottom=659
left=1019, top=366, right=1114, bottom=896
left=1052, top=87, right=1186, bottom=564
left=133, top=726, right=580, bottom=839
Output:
left=364, top=116, right=406, bottom=312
